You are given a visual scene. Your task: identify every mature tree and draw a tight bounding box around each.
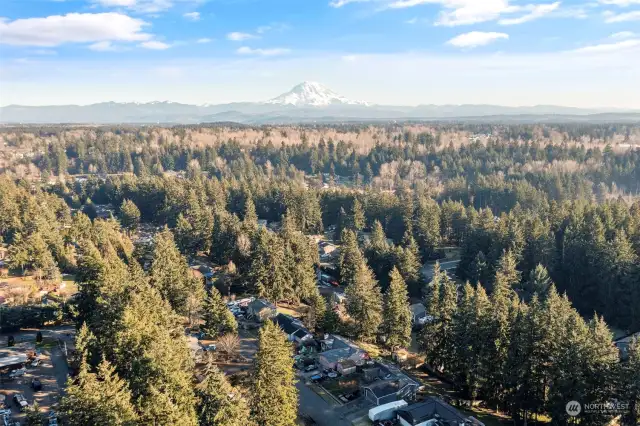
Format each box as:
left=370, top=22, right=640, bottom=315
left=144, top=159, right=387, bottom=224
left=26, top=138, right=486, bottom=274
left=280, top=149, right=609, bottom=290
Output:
left=150, top=227, right=205, bottom=315
left=306, top=290, right=327, bottom=332
left=249, top=228, right=292, bottom=302
left=338, top=229, right=364, bottom=288
left=619, top=337, right=640, bottom=425
left=383, top=267, right=412, bottom=350
left=345, top=261, right=383, bottom=342
left=524, top=264, right=552, bottom=297
left=414, top=196, right=440, bottom=261
left=251, top=321, right=298, bottom=426
left=351, top=198, right=366, bottom=232
left=202, top=287, right=237, bottom=339
left=119, top=199, right=140, bottom=235
left=197, top=363, right=254, bottom=426
left=61, top=358, right=138, bottom=426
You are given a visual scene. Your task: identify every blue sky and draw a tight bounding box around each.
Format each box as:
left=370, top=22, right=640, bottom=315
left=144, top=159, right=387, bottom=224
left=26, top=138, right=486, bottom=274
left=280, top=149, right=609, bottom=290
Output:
left=1, top=0, right=639, bottom=107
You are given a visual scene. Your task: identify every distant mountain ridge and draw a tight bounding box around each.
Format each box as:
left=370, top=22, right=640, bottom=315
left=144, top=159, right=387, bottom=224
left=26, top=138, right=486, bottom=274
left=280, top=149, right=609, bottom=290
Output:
left=1, top=82, right=639, bottom=124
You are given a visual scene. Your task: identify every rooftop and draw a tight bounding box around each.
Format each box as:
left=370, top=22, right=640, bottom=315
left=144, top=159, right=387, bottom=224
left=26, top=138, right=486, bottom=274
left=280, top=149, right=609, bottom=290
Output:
left=397, top=397, right=470, bottom=426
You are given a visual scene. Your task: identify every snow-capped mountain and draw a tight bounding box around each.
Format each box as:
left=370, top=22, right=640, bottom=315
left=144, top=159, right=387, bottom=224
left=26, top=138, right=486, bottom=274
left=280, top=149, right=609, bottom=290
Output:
left=2, top=81, right=638, bottom=123
left=264, top=81, right=370, bottom=107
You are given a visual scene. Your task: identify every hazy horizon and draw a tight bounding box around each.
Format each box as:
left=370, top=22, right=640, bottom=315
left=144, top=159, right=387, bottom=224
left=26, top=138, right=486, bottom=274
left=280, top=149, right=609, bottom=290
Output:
left=1, top=0, right=640, bottom=108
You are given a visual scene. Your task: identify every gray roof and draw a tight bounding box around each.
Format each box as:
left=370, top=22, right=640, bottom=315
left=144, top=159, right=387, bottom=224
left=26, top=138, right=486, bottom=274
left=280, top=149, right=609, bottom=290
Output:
left=410, top=303, right=426, bottom=316
left=397, top=397, right=469, bottom=426
left=249, top=299, right=276, bottom=312
left=320, top=347, right=356, bottom=364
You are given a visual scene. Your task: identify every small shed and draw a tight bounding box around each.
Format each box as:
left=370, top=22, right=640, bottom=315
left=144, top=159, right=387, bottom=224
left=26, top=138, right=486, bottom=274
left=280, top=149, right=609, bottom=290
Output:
left=336, top=360, right=357, bottom=375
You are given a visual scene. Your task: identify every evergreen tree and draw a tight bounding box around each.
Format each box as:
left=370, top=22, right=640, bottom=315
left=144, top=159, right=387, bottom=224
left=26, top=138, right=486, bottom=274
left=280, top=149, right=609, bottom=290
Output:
left=306, top=290, right=327, bottom=332
left=251, top=321, right=298, bottom=426
left=24, top=402, right=43, bottom=426
left=249, top=228, right=292, bottom=302
left=383, top=267, right=412, bottom=350
left=524, top=264, right=552, bottom=297
left=338, top=229, right=364, bottom=288
left=61, top=358, right=138, bottom=426
left=119, top=199, right=140, bottom=235
left=202, top=287, right=237, bottom=339
left=345, top=261, right=383, bottom=342
left=197, top=363, right=254, bottom=426
left=150, top=227, right=205, bottom=315
left=619, top=337, right=640, bottom=425
left=414, top=196, right=440, bottom=261
left=351, top=198, right=366, bottom=232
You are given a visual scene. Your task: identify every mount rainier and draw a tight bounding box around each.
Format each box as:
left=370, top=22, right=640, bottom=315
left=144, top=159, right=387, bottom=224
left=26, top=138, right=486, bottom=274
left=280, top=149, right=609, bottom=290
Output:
left=1, top=82, right=637, bottom=124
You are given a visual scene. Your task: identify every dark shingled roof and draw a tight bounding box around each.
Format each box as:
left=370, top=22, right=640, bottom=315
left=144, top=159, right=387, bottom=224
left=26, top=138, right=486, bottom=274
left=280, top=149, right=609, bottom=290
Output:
left=397, top=397, right=469, bottom=426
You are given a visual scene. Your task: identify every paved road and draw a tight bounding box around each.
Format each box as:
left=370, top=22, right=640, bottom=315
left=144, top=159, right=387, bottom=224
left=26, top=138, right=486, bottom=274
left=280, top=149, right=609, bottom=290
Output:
left=297, top=380, right=352, bottom=426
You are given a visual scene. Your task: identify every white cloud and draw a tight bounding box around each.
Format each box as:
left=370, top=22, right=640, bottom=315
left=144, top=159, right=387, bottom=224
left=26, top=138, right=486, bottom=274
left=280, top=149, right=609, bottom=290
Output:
left=89, top=41, right=118, bottom=51
left=139, top=40, right=171, bottom=49
left=227, top=32, right=256, bottom=41
left=604, top=10, right=640, bottom=22
left=94, top=0, right=137, bottom=6
left=610, top=31, right=637, bottom=38
left=599, top=0, right=640, bottom=6
left=405, top=17, right=418, bottom=24
left=447, top=31, right=509, bottom=48
left=498, top=2, right=560, bottom=25
left=32, top=49, right=57, bottom=55
left=236, top=46, right=291, bottom=56
left=0, top=13, right=151, bottom=47
left=196, top=37, right=212, bottom=43
left=93, top=0, right=203, bottom=13
left=572, top=39, right=640, bottom=53
left=337, top=0, right=565, bottom=26
left=183, top=12, right=200, bottom=21
left=329, top=0, right=373, bottom=7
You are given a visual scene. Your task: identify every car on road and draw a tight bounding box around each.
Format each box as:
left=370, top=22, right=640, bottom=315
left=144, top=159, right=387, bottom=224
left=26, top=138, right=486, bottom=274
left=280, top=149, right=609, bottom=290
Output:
left=304, top=364, right=317, bottom=372
left=13, top=394, right=28, bottom=411
left=203, top=344, right=216, bottom=352
left=31, top=379, right=42, bottom=391
left=28, top=358, right=41, bottom=367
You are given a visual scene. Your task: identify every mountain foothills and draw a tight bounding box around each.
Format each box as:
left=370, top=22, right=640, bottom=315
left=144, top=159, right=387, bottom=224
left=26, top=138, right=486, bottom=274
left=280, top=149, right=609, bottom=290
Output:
left=0, top=122, right=640, bottom=426
left=1, top=82, right=639, bottom=124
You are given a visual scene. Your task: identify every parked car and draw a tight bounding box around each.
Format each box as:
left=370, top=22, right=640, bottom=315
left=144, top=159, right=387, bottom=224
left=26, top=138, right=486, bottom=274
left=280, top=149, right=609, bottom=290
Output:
left=203, top=344, right=216, bottom=352
left=31, top=379, right=42, bottom=391
left=28, top=358, right=41, bottom=368
left=304, top=364, right=317, bottom=372
left=13, top=394, right=28, bottom=411
left=9, top=368, right=26, bottom=379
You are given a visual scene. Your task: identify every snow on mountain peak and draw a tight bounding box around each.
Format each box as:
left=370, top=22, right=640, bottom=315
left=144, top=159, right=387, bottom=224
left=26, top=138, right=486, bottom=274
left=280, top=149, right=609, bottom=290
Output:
left=265, top=81, right=370, bottom=107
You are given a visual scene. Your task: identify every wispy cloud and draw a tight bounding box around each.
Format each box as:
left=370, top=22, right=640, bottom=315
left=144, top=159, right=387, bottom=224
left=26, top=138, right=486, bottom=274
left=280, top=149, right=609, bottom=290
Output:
left=196, top=37, right=212, bottom=43
left=0, top=13, right=151, bottom=47
left=92, top=0, right=204, bottom=14
left=227, top=32, right=256, bottom=41
left=183, top=12, right=200, bottom=21
left=499, top=2, right=560, bottom=25
left=236, top=46, right=291, bottom=56
left=447, top=31, right=509, bottom=48
left=604, top=10, right=640, bottom=22
left=572, top=38, right=640, bottom=53
left=599, top=0, right=640, bottom=6
left=89, top=41, right=119, bottom=51
left=329, top=0, right=374, bottom=7
left=610, top=31, right=637, bottom=38
left=139, top=40, right=171, bottom=49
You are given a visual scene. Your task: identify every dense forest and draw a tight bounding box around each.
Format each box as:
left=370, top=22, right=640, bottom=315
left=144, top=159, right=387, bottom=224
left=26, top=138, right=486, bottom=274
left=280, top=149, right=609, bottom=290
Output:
left=0, top=123, right=639, bottom=425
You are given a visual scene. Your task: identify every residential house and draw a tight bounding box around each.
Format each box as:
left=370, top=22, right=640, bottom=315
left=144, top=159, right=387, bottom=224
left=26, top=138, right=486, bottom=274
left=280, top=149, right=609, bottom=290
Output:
left=318, top=335, right=367, bottom=370
left=336, top=359, right=357, bottom=375
left=247, top=299, right=277, bottom=322
left=396, top=397, right=484, bottom=426
left=274, top=314, right=314, bottom=345
left=409, top=303, right=433, bottom=327
left=361, top=362, right=421, bottom=406
left=615, top=332, right=640, bottom=360
left=362, top=379, right=419, bottom=406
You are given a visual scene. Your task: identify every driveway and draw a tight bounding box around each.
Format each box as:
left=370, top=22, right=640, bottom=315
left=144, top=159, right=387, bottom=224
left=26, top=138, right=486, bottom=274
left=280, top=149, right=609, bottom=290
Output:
left=297, top=380, right=351, bottom=426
